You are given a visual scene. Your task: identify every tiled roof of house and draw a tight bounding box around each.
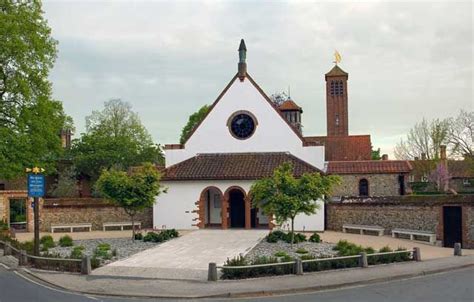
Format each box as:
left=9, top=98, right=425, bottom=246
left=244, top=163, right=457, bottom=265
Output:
left=278, top=99, right=302, bottom=112
left=304, top=135, right=372, bottom=161
left=327, top=160, right=412, bottom=174
left=163, top=152, right=323, bottom=180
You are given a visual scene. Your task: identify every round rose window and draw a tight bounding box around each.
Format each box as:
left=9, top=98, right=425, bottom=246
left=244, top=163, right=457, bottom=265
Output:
left=229, top=112, right=256, bottom=139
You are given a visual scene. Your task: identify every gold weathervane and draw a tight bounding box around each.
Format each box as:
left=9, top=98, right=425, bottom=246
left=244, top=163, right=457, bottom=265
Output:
left=333, top=50, right=342, bottom=65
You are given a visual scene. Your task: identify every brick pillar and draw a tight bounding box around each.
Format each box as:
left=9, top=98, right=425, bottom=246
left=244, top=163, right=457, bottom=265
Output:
left=221, top=197, right=228, bottom=229
left=244, top=196, right=251, bottom=229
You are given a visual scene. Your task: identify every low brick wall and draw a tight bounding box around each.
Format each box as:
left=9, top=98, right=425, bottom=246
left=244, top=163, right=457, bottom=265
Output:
left=326, top=195, right=474, bottom=249
left=41, top=198, right=153, bottom=232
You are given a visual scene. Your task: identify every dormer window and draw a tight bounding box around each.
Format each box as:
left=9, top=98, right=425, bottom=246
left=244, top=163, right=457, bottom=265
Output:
left=330, top=80, right=344, bottom=96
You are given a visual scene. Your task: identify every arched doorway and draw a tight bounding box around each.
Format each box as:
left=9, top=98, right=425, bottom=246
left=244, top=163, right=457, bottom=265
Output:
left=359, top=179, right=369, bottom=196
left=228, top=189, right=246, bottom=228
left=199, top=187, right=223, bottom=228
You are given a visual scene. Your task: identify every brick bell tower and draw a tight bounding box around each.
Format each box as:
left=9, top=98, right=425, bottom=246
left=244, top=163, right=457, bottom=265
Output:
left=325, top=64, right=349, bottom=136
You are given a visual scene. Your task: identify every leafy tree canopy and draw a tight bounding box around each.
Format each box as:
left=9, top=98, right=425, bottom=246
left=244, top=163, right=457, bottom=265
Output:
left=71, top=99, right=163, bottom=180
left=0, top=1, right=71, bottom=178
left=250, top=162, right=340, bottom=244
left=180, top=104, right=210, bottom=144
left=95, top=163, right=166, bottom=239
left=371, top=147, right=381, bottom=160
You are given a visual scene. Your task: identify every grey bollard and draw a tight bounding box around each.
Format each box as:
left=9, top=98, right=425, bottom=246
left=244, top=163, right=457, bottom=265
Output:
left=359, top=252, right=368, bottom=268
left=4, top=243, right=11, bottom=256
left=413, top=247, right=421, bottom=261
left=18, top=250, right=28, bottom=266
left=208, top=262, right=218, bottom=281
left=81, top=255, right=91, bottom=275
left=454, top=243, right=462, bottom=256
left=295, top=259, right=303, bottom=275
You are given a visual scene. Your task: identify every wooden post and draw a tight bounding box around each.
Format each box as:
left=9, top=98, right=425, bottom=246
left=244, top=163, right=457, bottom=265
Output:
left=81, top=255, right=91, bottom=275
left=33, top=197, right=40, bottom=256
left=295, top=259, right=303, bottom=275
left=454, top=243, right=462, bottom=256
left=413, top=247, right=421, bottom=261
left=208, top=262, right=218, bottom=281
left=4, top=243, right=11, bottom=256
left=359, top=252, right=368, bottom=268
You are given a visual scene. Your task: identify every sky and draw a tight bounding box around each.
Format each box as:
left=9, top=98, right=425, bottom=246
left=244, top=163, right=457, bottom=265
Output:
left=42, top=0, right=473, bottom=157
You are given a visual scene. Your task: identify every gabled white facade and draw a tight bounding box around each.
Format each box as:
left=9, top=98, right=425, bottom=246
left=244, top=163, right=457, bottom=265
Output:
left=155, top=41, right=326, bottom=231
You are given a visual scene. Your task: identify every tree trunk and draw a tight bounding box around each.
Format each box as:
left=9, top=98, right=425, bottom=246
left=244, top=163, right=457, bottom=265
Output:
left=131, top=214, right=135, bottom=241
left=291, top=217, right=295, bottom=246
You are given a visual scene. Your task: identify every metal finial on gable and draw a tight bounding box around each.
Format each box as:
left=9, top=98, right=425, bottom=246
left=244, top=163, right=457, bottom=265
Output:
left=238, top=39, right=247, bottom=81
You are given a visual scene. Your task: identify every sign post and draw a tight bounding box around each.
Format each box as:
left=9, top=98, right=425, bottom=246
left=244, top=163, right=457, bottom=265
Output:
left=26, top=167, right=45, bottom=256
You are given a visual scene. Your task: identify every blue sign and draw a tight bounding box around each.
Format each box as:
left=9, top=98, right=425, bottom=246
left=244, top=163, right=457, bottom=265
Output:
left=28, top=174, right=45, bottom=198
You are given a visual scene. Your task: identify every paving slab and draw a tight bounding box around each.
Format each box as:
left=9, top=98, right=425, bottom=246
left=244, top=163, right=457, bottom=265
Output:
left=92, top=229, right=268, bottom=280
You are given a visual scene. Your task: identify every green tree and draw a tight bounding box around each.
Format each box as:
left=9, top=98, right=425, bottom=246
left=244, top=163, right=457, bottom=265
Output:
left=49, top=166, right=78, bottom=198
left=0, top=0, right=71, bottom=178
left=180, top=104, right=210, bottom=144
left=371, top=147, right=381, bottom=160
left=71, top=99, right=163, bottom=180
left=95, top=163, right=166, bottom=239
left=250, top=162, right=340, bottom=245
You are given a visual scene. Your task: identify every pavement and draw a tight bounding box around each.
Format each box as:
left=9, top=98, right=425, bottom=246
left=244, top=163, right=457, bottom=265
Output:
left=1, top=262, right=472, bottom=301
left=3, top=253, right=472, bottom=299
left=319, top=231, right=474, bottom=260
left=92, top=229, right=268, bottom=280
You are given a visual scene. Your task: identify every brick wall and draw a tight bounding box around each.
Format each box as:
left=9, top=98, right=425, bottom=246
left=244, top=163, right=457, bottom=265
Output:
left=332, top=174, right=404, bottom=197
left=41, top=198, right=153, bottom=231
left=326, top=195, right=474, bottom=249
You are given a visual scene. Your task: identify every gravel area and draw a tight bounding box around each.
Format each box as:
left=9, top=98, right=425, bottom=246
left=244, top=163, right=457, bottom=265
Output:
left=46, top=238, right=159, bottom=265
left=245, top=239, right=338, bottom=262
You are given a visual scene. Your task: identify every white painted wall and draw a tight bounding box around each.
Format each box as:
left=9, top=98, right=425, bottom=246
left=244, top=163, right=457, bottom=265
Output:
left=165, top=77, right=324, bottom=169
left=154, top=180, right=325, bottom=231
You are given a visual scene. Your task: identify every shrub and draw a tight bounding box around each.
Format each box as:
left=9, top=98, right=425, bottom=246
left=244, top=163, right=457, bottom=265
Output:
left=134, top=232, right=143, bottom=240
left=143, top=230, right=179, bottom=243
left=21, top=241, right=34, bottom=254
left=378, top=246, right=393, bottom=253
left=274, top=251, right=289, bottom=257
left=40, top=235, right=55, bottom=250
left=143, top=232, right=160, bottom=242
left=70, top=246, right=85, bottom=259
left=58, top=235, right=74, bottom=247
left=333, top=240, right=366, bottom=256
left=309, top=233, right=321, bottom=243
left=285, top=232, right=307, bottom=244
left=266, top=230, right=285, bottom=243
left=94, top=243, right=111, bottom=259
left=300, top=254, right=316, bottom=260
left=91, top=256, right=101, bottom=269
left=295, top=248, right=308, bottom=254
left=0, top=219, right=9, bottom=231
left=221, top=255, right=294, bottom=279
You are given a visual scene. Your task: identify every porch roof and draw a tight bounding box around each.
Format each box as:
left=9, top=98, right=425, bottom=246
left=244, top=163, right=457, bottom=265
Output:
left=162, top=152, right=323, bottom=181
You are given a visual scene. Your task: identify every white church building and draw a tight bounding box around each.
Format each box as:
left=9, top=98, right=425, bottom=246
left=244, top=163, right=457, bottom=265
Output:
left=154, top=40, right=326, bottom=231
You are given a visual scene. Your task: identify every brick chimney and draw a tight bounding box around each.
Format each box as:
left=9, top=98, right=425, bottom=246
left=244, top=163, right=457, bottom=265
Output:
left=382, top=154, right=388, bottom=160
left=60, top=129, right=72, bottom=149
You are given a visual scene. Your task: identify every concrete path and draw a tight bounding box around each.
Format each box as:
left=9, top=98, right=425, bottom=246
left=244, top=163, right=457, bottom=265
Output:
left=92, top=229, right=268, bottom=280
left=320, top=231, right=474, bottom=260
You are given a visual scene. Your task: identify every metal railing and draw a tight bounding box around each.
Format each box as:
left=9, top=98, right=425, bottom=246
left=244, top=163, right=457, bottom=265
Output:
left=209, top=247, right=421, bottom=281
left=0, top=240, right=91, bottom=274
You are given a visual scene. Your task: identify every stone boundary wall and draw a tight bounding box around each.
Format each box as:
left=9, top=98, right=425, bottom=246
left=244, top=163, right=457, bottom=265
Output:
left=41, top=198, right=153, bottom=232
left=326, top=195, right=474, bottom=249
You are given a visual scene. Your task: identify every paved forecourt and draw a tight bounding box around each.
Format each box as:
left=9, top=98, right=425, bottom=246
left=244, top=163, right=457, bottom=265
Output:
left=92, top=229, right=268, bottom=280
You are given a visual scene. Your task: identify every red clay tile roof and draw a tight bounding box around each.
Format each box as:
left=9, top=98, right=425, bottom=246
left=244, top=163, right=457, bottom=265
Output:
left=327, top=160, right=413, bottom=174
left=278, top=99, right=302, bottom=112
left=163, top=152, right=323, bottom=180
left=448, top=160, right=474, bottom=178
left=304, top=135, right=372, bottom=161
